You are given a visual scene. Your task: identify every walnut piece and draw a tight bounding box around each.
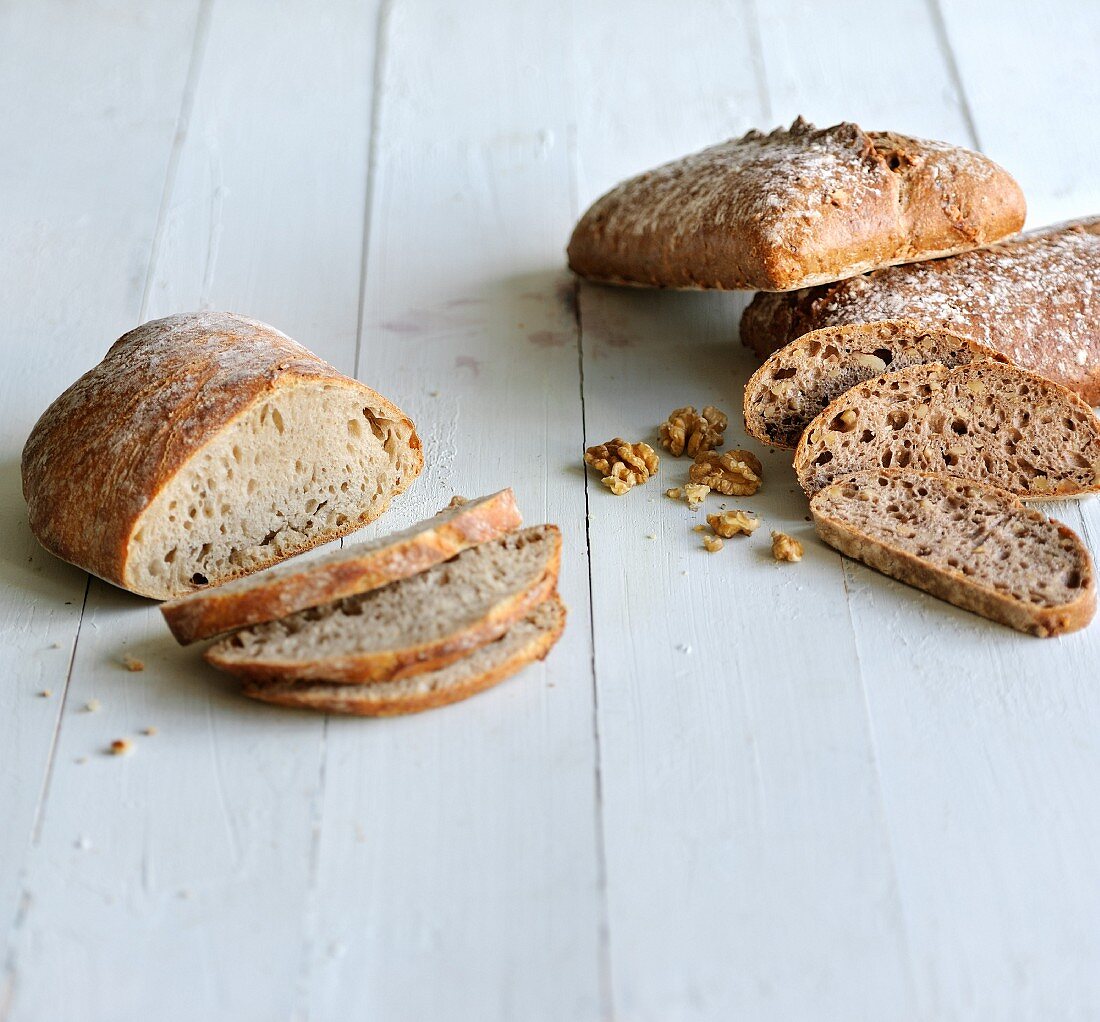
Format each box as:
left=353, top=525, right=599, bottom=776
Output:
left=771, top=531, right=803, bottom=562
left=121, top=655, right=144, bottom=672
left=109, top=739, right=133, bottom=757
left=658, top=405, right=729, bottom=457
left=690, top=449, right=763, bottom=496
left=585, top=438, right=659, bottom=495
left=708, top=510, right=759, bottom=538
left=702, top=535, right=724, bottom=553
left=683, top=483, right=710, bottom=509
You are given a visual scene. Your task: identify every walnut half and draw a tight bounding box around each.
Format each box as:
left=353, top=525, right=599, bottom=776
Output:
left=771, top=531, right=803, bottom=562
left=658, top=405, right=729, bottom=457
left=584, top=438, right=659, bottom=495
left=690, top=449, right=763, bottom=496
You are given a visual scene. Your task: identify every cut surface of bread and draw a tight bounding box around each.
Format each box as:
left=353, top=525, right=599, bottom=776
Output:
left=741, top=218, right=1100, bottom=403
left=743, top=319, right=1001, bottom=449
left=21, top=313, right=423, bottom=599
left=162, top=489, right=522, bottom=644
left=811, top=471, right=1095, bottom=637
left=568, top=117, right=1024, bottom=292
left=241, top=596, right=567, bottom=716
left=795, top=361, right=1100, bottom=498
left=205, top=525, right=561, bottom=683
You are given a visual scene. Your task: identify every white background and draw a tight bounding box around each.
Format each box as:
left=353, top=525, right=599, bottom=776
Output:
left=2, top=2, right=1099, bottom=1019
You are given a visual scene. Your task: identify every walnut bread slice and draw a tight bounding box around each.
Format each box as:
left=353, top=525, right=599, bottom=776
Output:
left=162, top=489, right=522, bottom=644
left=743, top=319, right=1003, bottom=449
left=240, top=596, right=567, bottom=716
left=811, top=471, right=1095, bottom=637
left=567, top=117, right=1024, bottom=293
left=204, top=525, right=561, bottom=684
left=21, top=313, right=423, bottom=600
left=794, top=361, right=1100, bottom=498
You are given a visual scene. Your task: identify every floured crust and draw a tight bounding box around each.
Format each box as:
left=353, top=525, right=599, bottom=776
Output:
left=204, top=526, right=562, bottom=684
left=161, top=489, right=522, bottom=644
left=20, top=312, right=423, bottom=598
left=568, top=117, right=1024, bottom=292
left=742, top=218, right=1100, bottom=403
left=811, top=471, right=1095, bottom=637
left=240, top=596, right=568, bottom=716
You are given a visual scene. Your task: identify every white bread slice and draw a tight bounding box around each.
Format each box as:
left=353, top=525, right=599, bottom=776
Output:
left=811, top=471, right=1095, bottom=636
left=795, top=360, right=1100, bottom=497
left=743, top=319, right=1002, bottom=449
left=240, top=596, right=567, bottom=716
left=204, top=525, right=560, bottom=683
left=161, top=489, right=522, bottom=644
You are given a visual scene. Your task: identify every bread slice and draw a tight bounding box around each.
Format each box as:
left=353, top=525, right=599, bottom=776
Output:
left=161, top=490, right=522, bottom=645
left=741, top=218, right=1100, bottom=403
left=204, top=525, right=561, bottom=684
left=743, top=319, right=1003, bottom=449
left=240, top=596, right=567, bottom=716
left=567, top=117, right=1024, bottom=292
left=21, top=313, right=423, bottom=599
left=794, top=361, right=1100, bottom=498
left=811, top=471, right=1095, bottom=636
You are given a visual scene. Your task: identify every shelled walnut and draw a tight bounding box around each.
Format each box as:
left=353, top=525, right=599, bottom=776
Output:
left=707, top=510, right=759, bottom=538
left=584, top=438, right=659, bottom=495
left=658, top=405, right=728, bottom=457
left=690, top=449, right=762, bottom=496
left=771, top=531, right=803, bottom=562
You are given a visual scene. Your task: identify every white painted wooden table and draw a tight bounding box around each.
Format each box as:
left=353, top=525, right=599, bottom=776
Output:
left=3, top=2, right=1099, bottom=1019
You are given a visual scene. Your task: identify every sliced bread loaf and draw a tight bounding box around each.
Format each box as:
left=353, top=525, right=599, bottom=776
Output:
left=794, top=361, right=1100, bottom=497
left=204, top=525, right=561, bottom=683
left=21, top=313, right=423, bottom=599
left=240, top=596, right=567, bottom=716
left=162, top=489, right=521, bottom=644
left=743, top=319, right=1002, bottom=449
left=810, top=471, right=1095, bottom=636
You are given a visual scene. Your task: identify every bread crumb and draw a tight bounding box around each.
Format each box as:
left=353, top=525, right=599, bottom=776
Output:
left=121, top=655, right=144, bottom=672
left=142, top=726, right=158, bottom=736
left=84, top=699, right=101, bottom=713
left=703, top=535, right=724, bottom=553
left=74, top=757, right=87, bottom=765
left=109, top=739, right=133, bottom=757
left=644, top=533, right=656, bottom=540
left=771, top=531, right=804, bottom=562
left=38, top=690, right=52, bottom=698
left=665, top=487, right=682, bottom=499
left=445, top=495, right=468, bottom=509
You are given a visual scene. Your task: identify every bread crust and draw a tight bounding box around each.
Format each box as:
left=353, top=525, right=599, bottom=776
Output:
left=204, top=526, right=562, bottom=684
left=21, top=313, right=423, bottom=598
left=811, top=472, right=1096, bottom=637
left=741, top=218, right=1100, bottom=403
left=240, top=596, right=567, bottom=716
left=161, top=489, right=522, bottom=645
left=568, top=117, right=1024, bottom=293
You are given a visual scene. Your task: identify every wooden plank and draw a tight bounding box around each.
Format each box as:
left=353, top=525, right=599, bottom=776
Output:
left=571, top=1, right=920, bottom=1016
left=300, top=3, right=604, bottom=1018
left=2, top=3, right=384, bottom=1020
left=0, top=0, right=205, bottom=998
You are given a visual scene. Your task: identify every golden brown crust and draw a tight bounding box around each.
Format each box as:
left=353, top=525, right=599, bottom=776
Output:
left=161, top=489, right=522, bottom=644
left=204, top=527, right=562, bottom=684
left=240, top=596, right=568, bottom=716
left=568, top=118, right=1024, bottom=292
left=741, top=218, right=1100, bottom=403
left=811, top=472, right=1096, bottom=637
left=21, top=313, right=422, bottom=596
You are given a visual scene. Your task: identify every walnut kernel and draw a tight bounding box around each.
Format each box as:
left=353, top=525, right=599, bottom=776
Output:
left=690, top=449, right=763, bottom=496
left=683, top=483, right=710, bottom=509
left=771, top=531, right=803, bottom=562
left=658, top=405, right=729, bottom=457
left=584, top=438, right=659, bottom=495
left=702, top=535, right=724, bottom=553
left=708, top=510, right=759, bottom=538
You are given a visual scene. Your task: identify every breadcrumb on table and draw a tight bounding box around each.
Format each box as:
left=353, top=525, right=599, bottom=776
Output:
left=121, top=655, right=144, bottom=672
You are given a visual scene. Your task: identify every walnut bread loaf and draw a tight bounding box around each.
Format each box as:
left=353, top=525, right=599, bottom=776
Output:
left=240, top=596, right=567, bottom=716
left=741, top=218, right=1100, bottom=403
left=794, top=361, right=1100, bottom=498
left=811, top=471, right=1095, bottom=637
left=21, top=313, right=422, bottom=600
left=161, top=489, right=521, bottom=644
left=568, top=117, right=1024, bottom=293
left=743, top=319, right=1003, bottom=449
left=204, top=525, right=561, bottom=684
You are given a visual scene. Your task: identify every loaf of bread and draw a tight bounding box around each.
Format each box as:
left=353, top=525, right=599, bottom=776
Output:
left=240, top=596, right=567, bottom=716
left=743, top=320, right=1002, bottom=449
left=568, top=117, right=1024, bottom=292
left=21, top=312, right=423, bottom=600
left=205, top=525, right=561, bottom=684
left=811, top=471, right=1095, bottom=636
left=161, top=489, right=522, bottom=644
left=794, top=361, right=1100, bottom=497
left=742, top=218, right=1100, bottom=403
